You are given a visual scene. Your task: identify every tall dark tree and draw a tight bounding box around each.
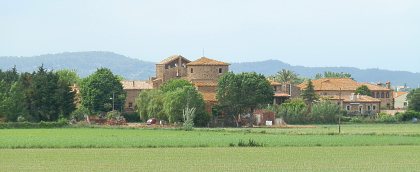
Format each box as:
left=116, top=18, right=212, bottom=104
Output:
left=408, top=88, right=420, bottom=112
left=30, top=66, right=62, bottom=121
left=80, top=68, right=126, bottom=113
left=217, top=72, right=273, bottom=126
left=301, top=79, right=319, bottom=112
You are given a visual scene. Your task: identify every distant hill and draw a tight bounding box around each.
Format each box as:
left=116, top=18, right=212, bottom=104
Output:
left=230, top=60, right=420, bottom=88
left=1, top=52, right=419, bottom=88
left=0, top=51, right=155, bottom=80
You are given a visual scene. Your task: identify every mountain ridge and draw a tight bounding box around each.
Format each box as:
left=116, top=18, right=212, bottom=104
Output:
left=1, top=51, right=418, bottom=88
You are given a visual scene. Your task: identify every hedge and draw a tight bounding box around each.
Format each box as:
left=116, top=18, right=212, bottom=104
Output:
left=0, top=121, right=68, bottom=129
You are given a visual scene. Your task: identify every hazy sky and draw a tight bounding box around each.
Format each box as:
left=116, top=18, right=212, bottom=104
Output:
left=1, top=0, right=419, bottom=72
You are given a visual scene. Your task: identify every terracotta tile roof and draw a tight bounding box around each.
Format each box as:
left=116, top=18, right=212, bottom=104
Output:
left=394, top=91, right=408, bottom=98
left=274, top=93, right=291, bottom=97
left=158, top=55, right=190, bottom=64
left=361, top=83, right=392, bottom=91
left=187, top=57, right=229, bottom=66
left=121, top=80, right=153, bottom=90
left=323, top=95, right=381, bottom=103
left=200, top=91, right=217, bottom=102
left=269, top=80, right=282, bottom=86
left=298, top=78, right=391, bottom=91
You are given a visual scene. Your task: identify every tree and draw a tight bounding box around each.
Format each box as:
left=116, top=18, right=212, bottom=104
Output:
left=56, top=69, right=80, bottom=86
left=2, top=82, right=29, bottom=122
left=301, top=79, right=319, bottom=111
left=355, top=85, right=371, bottom=96
left=310, top=101, right=341, bottom=124
left=315, top=71, right=353, bottom=79
left=269, top=69, right=304, bottom=84
left=135, top=89, right=166, bottom=121
left=408, top=88, right=420, bottom=112
left=273, top=98, right=307, bottom=124
left=217, top=72, right=273, bottom=126
left=80, top=68, right=126, bottom=113
left=163, top=86, right=208, bottom=126
left=160, top=79, right=193, bottom=93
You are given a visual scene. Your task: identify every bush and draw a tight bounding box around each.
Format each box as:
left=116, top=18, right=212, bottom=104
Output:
left=0, top=121, right=68, bottom=129
left=274, top=98, right=308, bottom=124
left=123, top=112, right=141, bottom=122
left=70, top=107, right=90, bottom=121
left=349, top=117, right=363, bottom=123
left=376, top=114, right=400, bottom=123
left=309, top=101, right=341, bottom=124
left=401, top=110, right=420, bottom=121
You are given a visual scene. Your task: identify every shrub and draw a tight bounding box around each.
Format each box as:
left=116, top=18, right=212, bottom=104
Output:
left=70, top=107, right=90, bottom=121
left=237, top=139, right=264, bottom=147
left=401, top=110, right=420, bottom=121
left=309, top=101, right=341, bottom=124
left=0, top=121, right=68, bottom=129
left=274, top=98, right=307, bottom=124
left=123, top=112, right=141, bottom=122
left=182, top=107, right=196, bottom=131
left=376, top=115, right=399, bottom=123
left=349, top=117, right=362, bottom=123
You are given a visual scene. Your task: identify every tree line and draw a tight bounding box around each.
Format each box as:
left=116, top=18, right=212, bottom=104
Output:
left=0, top=67, right=76, bottom=122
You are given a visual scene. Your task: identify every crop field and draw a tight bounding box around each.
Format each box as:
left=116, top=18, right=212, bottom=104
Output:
left=1, top=124, right=420, bottom=171
left=1, top=147, right=420, bottom=172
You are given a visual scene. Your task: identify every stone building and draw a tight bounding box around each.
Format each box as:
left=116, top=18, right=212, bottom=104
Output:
left=298, top=78, right=394, bottom=113
left=270, top=80, right=300, bottom=104
left=326, top=94, right=381, bottom=115
left=394, top=91, right=409, bottom=109
left=152, top=55, right=191, bottom=88
left=121, top=80, right=153, bottom=113
left=151, top=55, right=230, bottom=112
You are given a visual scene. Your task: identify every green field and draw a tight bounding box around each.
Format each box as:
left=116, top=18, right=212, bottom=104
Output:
left=1, top=147, right=420, bottom=172
left=1, top=124, right=420, bottom=171
left=1, top=124, right=420, bottom=148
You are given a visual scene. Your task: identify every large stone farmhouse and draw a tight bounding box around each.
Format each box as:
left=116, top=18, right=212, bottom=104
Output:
left=298, top=78, right=394, bottom=115
left=122, top=55, right=230, bottom=113
left=122, top=55, right=298, bottom=114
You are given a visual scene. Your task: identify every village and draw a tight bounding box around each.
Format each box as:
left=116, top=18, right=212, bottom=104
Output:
left=117, top=55, right=411, bottom=127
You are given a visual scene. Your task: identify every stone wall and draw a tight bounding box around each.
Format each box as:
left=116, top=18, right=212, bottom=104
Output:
left=124, top=89, right=141, bottom=112
left=187, top=65, right=228, bottom=82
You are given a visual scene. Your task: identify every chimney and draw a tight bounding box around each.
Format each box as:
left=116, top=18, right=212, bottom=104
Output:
left=132, top=81, right=135, bottom=87
left=386, top=81, right=391, bottom=89
left=350, top=93, right=355, bottom=101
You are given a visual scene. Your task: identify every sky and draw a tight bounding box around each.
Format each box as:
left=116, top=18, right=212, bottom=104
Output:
left=1, top=0, right=420, bottom=72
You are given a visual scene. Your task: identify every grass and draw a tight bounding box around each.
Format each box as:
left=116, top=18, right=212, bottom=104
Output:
left=0, top=124, right=420, bottom=148
left=1, top=146, right=420, bottom=172
left=1, top=124, right=420, bottom=171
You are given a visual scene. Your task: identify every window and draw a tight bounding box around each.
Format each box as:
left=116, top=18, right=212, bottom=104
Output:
left=219, top=68, right=222, bottom=73
left=381, top=92, right=385, bottom=98
left=273, top=86, right=277, bottom=92
left=376, top=92, right=379, bottom=98
left=346, top=105, right=350, bottom=111
left=386, top=92, right=390, bottom=98
left=367, top=106, right=371, bottom=111
left=373, top=105, right=376, bottom=110
left=190, top=68, right=193, bottom=73
left=128, top=102, right=133, bottom=108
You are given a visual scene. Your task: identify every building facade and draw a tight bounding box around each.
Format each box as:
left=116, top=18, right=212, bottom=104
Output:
left=298, top=78, right=394, bottom=114
left=121, top=80, right=153, bottom=113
